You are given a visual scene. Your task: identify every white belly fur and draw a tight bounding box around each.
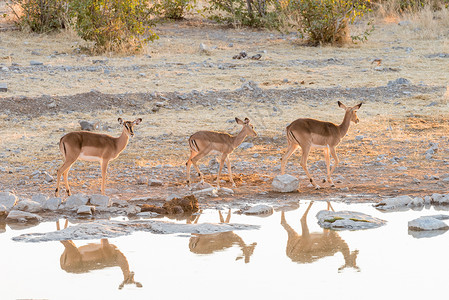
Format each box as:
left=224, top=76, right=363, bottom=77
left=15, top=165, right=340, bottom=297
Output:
left=311, top=143, right=329, bottom=149
left=79, top=152, right=102, bottom=162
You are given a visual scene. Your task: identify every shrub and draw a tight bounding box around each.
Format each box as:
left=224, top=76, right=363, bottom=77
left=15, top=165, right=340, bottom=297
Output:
left=290, top=0, right=373, bottom=45
left=8, top=0, right=69, bottom=32
left=70, top=0, right=158, bottom=53
left=205, top=0, right=282, bottom=28
left=153, top=0, right=194, bottom=19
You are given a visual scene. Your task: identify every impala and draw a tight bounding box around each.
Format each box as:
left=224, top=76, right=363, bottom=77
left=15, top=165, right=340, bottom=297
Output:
left=281, top=202, right=360, bottom=272
left=281, top=101, right=362, bottom=189
left=189, top=209, right=257, bottom=263
left=186, top=117, right=257, bottom=188
left=55, top=118, right=142, bottom=196
left=56, top=220, right=142, bottom=289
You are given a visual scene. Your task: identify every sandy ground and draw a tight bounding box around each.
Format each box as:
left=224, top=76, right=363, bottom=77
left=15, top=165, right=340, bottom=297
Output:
left=0, top=6, right=449, bottom=209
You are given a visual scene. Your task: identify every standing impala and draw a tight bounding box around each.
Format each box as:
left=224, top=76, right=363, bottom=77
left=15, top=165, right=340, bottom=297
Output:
left=281, top=101, right=362, bottom=189
left=55, top=118, right=142, bottom=196
left=186, top=117, right=257, bottom=188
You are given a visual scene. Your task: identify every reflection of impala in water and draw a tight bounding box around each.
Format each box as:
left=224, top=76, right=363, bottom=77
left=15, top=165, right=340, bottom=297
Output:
left=281, top=201, right=360, bottom=272
left=189, top=209, right=257, bottom=263
left=56, top=220, right=142, bottom=289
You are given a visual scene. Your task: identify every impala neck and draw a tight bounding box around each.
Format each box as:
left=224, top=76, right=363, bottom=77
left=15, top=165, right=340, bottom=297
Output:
left=338, top=111, right=352, bottom=138
left=231, top=128, right=248, bottom=149
left=116, top=127, right=130, bottom=152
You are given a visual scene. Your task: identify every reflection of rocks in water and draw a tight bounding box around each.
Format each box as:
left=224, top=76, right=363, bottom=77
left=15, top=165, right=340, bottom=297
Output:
left=189, top=210, right=257, bottom=263
left=408, top=215, right=449, bottom=239
left=141, top=195, right=198, bottom=215
left=0, top=222, right=6, bottom=233
left=281, top=202, right=360, bottom=272
left=57, top=220, right=142, bottom=289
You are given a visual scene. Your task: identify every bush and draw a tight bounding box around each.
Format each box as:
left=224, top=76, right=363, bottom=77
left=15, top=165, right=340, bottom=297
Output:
left=154, top=0, right=194, bottom=19
left=70, top=0, right=158, bottom=53
left=205, top=0, right=282, bottom=28
left=8, top=0, right=69, bottom=32
left=290, top=0, right=373, bottom=45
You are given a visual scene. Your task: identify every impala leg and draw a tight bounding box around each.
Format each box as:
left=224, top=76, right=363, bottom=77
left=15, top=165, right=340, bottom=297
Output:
left=329, top=147, right=339, bottom=176
left=186, top=150, right=197, bottom=186
left=191, top=148, right=211, bottom=184
left=63, top=168, right=72, bottom=196
left=300, top=145, right=320, bottom=189
left=100, top=159, right=109, bottom=195
left=216, top=153, right=227, bottom=188
left=225, top=208, right=231, bottom=223
left=225, top=156, right=235, bottom=187
left=323, top=146, right=335, bottom=187
left=300, top=201, right=314, bottom=237
left=281, top=143, right=299, bottom=175
left=56, top=160, right=75, bottom=197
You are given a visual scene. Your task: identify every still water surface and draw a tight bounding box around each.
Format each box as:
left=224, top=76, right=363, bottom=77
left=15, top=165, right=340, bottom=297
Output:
left=1, top=201, right=448, bottom=300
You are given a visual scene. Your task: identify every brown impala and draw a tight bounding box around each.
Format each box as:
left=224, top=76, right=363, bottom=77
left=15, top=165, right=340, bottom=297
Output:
left=186, top=117, right=257, bottom=188
left=55, top=118, right=142, bottom=196
left=281, top=101, right=362, bottom=189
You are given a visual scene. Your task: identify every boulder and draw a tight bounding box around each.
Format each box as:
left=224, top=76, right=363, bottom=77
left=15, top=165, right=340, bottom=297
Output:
left=193, top=187, right=218, bottom=198
left=243, top=205, right=274, bottom=216
left=431, top=193, right=449, bottom=205
left=6, top=210, right=42, bottom=223
left=149, top=179, right=163, bottom=186
left=317, top=210, right=387, bottom=230
left=191, top=182, right=213, bottom=191
left=373, top=195, right=414, bottom=210
left=0, top=192, right=18, bottom=211
left=15, top=200, right=42, bottom=213
left=90, top=194, right=112, bottom=207
left=408, top=216, right=449, bottom=231
left=77, top=205, right=96, bottom=215
left=272, top=175, right=299, bottom=193
left=219, top=187, right=234, bottom=195
left=43, top=197, right=62, bottom=210
left=31, top=194, right=49, bottom=205
left=62, top=194, right=89, bottom=210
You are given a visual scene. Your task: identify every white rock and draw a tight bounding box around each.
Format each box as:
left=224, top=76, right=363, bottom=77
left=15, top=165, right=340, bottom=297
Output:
left=126, top=205, right=142, bottom=215
left=31, top=194, right=49, bottom=205
left=137, top=212, right=159, bottom=218
left=424, top=196, right=432, bottom=204
left=90, top=194, right=112, bottom=207
left=317, top=210, right=387, bottom=230
left=15, top=200, right=42, bottom=213
left=193, top=187, right=219, bottom=197
left=6, top=210, right=42, bottom=223
left=373, top=195, right=414, bottom=210
left=408, top=197, right=424, bottom=207
left=219, top=187, right=234, bottom=195
left=149, top=179, right=163, bottom=186
left=77, top=205, right=95, bottom=215
left=191, top=182, right=213, bottom=191
left=0, top=192, right=18, bottom=211
left=272, top=174, right=299, bottom=193
left=408, top=216, right=449, bottom=231
left=43, top=197, right=62, bottom=210
left=431, top=193, right=449, bottom=204
left=243, top=205, right=274, bottom=216
left=62, top=194, right=89, bottom=210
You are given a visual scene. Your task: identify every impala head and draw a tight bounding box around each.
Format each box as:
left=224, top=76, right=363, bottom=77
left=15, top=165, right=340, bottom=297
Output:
left=118, top=118, right=142, bottom=137
left=338, top=101, right=362, bottom=124
left=235, top=117, right=257, bottom=137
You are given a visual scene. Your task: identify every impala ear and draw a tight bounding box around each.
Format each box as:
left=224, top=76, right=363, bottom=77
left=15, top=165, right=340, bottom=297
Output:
left=235, top=117, right=244, bottom=125
left=118, top=118, right=123, bottom=125
left=353, top=103, right=362, bottom=110
left=337, top=101, right=347, bottom=109
left=133, top=118, right=142, bottom=125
